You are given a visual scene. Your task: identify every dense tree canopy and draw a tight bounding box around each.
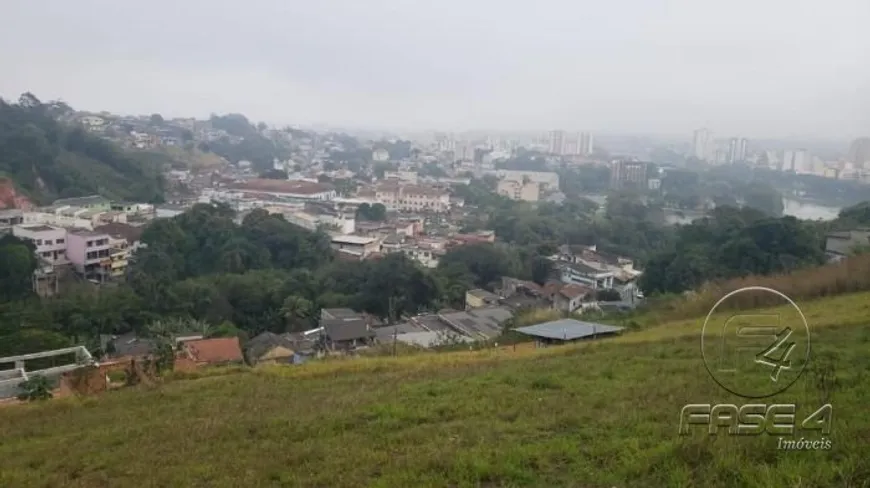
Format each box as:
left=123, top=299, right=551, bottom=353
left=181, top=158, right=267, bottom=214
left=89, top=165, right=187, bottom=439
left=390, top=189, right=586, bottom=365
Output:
left=0, top=93, right=165, bottom=204
left=640, top=206, right=825, bottom=294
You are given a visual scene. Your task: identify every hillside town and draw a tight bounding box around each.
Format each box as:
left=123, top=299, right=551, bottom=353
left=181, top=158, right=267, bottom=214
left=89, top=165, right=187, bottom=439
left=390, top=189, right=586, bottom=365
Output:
left=2, top=102, right=869, bottom=407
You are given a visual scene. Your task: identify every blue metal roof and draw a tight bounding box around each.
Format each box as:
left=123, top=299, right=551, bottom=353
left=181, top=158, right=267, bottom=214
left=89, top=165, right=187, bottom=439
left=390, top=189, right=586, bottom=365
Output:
left=513, top=319, right=625, bottom=340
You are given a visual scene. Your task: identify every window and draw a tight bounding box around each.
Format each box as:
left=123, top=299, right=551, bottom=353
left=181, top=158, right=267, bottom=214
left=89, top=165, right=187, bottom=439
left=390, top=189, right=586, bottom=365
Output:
left=42, top=251, right=51, bottom=257
left=44, top=240, right=53, bottom=245
left=87, top=240, right=94, bottom=247
left=35, top=239, right=42, bottom=245
left=56, top=239, right=64, bottom=244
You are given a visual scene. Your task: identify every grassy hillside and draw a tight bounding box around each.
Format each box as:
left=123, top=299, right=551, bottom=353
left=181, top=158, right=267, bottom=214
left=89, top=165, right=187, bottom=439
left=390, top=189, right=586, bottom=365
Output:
left=133, top=146, right=227, bottom=171
left=1, top=292, right=869, bottom=487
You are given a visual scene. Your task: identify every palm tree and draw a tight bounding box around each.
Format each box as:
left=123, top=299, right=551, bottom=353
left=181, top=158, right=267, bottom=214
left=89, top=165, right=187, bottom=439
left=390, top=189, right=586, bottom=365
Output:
left=281, top=295, right=314, bottom=332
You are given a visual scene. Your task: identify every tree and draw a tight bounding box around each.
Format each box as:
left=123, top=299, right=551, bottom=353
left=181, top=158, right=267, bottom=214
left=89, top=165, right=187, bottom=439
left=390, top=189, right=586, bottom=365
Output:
left=438, top=244, right=519, bottom=289
left=0, top=235, right=38, bottom=302
left=356, top=203, right=387, bottom=221
left=149, top=113, right=164, bottom=125
left=281, top=295, right=314, bottom=332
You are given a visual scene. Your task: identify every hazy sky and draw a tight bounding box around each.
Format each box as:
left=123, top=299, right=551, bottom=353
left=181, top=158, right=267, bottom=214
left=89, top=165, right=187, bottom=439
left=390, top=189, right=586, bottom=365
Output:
left=1, top=0, right=868, bottom=138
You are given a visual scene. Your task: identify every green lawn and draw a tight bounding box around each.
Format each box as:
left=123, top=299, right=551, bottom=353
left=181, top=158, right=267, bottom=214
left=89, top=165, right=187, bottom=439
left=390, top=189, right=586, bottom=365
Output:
left=1, top=292, right=869, bottom=487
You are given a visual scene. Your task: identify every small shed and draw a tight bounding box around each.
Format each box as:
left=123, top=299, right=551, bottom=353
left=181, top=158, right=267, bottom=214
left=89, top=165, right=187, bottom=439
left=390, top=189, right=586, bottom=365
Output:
left=513, top=319, right=625, bottom=347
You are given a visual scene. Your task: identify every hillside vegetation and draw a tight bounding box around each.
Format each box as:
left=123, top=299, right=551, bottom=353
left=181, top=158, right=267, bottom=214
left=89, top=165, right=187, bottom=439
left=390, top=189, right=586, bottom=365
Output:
left=0, top=93, right=164, bottom=204
left=1, top=291, right=868, bottom=487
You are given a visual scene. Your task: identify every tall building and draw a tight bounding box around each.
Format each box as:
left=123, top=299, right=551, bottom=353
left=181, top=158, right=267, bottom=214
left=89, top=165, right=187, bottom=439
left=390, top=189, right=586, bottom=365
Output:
left=782, top=149, right=811, bottom=173
left=693, top=128, right=714, bottom=162
left=728, top=138, right=748, bottom=163
left=580, top=132, right=594, bottom=156
left=549, top=130, right=594, bottom=156
left=548, top=130, right=565, bottom=155
left=563, top=132, right=579, bottom=155
left=610, top=160, right=647, bottom=189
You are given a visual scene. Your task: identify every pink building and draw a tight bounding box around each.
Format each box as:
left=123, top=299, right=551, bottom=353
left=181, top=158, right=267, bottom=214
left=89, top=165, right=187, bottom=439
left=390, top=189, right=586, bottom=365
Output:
left=66, top=229, right=112, bottom=281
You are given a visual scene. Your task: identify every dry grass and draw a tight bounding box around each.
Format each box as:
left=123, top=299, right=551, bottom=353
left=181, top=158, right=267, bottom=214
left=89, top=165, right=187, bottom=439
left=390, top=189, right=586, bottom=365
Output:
left=0, top=292, right=869, bottom=487
left=643, top=253, right=870, bottom=324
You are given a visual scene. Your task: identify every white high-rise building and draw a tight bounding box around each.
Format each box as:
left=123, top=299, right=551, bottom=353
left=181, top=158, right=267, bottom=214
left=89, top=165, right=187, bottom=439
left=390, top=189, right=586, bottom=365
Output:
left=727, top=138, right=749, bottom=163
left=549, top=130, right=594, bottom=156
left=693, top=128, right=714, bottom=162
left=580, top=132, right=594, bottom=156
left=782, top=149, right=811, bottom=173
left=548, top=130, right=565, bottom=155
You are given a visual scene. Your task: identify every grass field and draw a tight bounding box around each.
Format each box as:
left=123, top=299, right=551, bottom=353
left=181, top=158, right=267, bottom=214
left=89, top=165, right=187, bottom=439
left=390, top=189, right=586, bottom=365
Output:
left=1, top=292, right=869, bottom=487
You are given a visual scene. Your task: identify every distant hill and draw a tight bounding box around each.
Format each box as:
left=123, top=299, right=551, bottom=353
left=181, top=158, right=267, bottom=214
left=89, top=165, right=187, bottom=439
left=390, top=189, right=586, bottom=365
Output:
left=0, top=93, right=165, bottom=205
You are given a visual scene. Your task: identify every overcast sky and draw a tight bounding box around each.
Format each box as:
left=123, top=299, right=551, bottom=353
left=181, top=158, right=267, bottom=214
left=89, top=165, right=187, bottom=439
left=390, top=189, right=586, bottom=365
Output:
left=1, top=0, right=867, bottom=139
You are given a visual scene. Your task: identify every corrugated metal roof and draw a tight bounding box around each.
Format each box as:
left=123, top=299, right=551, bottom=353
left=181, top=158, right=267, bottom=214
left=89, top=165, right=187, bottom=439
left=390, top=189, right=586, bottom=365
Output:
left=513, top=319, right=625, bottom=340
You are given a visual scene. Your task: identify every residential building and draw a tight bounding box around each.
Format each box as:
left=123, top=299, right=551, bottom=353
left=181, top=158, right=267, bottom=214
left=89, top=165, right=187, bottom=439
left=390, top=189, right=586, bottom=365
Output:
left=176, top=338, right=244, bottom=369
left=542, top=281, right=596, bottom=313
left=548, top=130, right=565, bottom=155
left=94, top=223, right=145, bottom=251
left=450, top=230, right=496, bottom=246
left=12, top=224, right=68, bottom=265
left=693, top=128, right=714, bottom=162
left=782, top=149, right=811, bottom=174
left=491, top=170, right=559, bottom=190
left=558, top=261, right=615, bottom=290
left=0, top=209, right=23, bottom=234
left=824, top=229, right=870, bottom=262
left=372, top=148, right=390, bottom=162
left=321, top=318, right=376, bottom=351
left=465, top=289, right=500, bottom=309
left=226, top=179, right=336, bottom=201
left=244, top=332, right=297, bottom=365
left=610, top=160, right=647, bottom=189
left=383, top=171, right=418, bottom=184
left=65, top=229, right=112, bottom=281
left=104, top=235, right=131, bottom=280
left=329, top=235, right=380, bottom=259
left=52, top=195, right=111, bottom=212
left=579, top=132, right=594, bottom=156
left=402, top=245, right=443, bottom=268
left=728, top=138, right=749, bottom=163
left=497, top=179, right=540, bottom=201
left=374, top=184, right=450, bottom=213
left=23, top=209, right=95, bottom=230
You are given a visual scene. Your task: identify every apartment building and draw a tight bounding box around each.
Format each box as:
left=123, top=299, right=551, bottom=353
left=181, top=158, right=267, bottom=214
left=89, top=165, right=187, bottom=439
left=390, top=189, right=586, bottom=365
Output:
left=374, top=184, right=450, bottom=213
left=497, top=179, right=540, bottom=202
left=383, top=171, right=418, bottom=184
left=330, top=235, right=380, bottom=259
left=12, top=224, right=69, bottom=265
left=0, top=209, right=23, bottom=235
left=490, top=170, right=560, bottom=190
left=65, top=229, right=114, bottom=281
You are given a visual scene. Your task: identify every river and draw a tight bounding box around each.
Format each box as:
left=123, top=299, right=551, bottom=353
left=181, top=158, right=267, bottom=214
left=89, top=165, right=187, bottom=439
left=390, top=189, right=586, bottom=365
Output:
left=588, top=195, right=841, bottom=224
left=781, top=198, right=841, bottom=221
left=659, top=198, right=840, bottom=225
